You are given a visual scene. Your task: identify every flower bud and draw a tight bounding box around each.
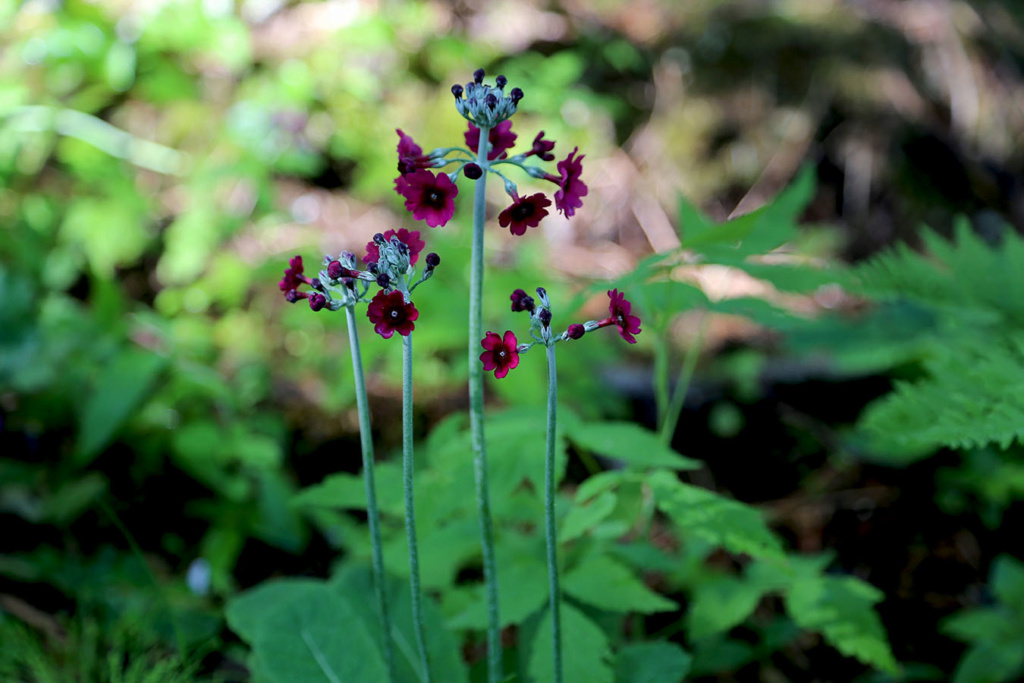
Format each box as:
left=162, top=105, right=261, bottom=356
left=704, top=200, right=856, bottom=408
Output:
left=463, top=163, right=482, bottom=180
left=373, top=232, right=386, bottom=245
left=367, top=261, right=379, bottom=274
left=452, top=84, right=464, bottom=99
left=485, top=93, right=498, bottom=109
left=539, top=308, right=552, bottom=327
left=376, top=273, right=391, bottom=289
left=285, top=290, right=302, bottom=303
left=509, top=87, right=524, bottom=104
left=495, top=75, right=507, bottom=89
left=566, top=323, right=585, bottom=340
left=474, top=68, right=485, bottom=84
left=327, top=261, right=345, bottom=279
left=311, top=278, right=325, bottom=292
left=309, top=293, right=327, bottom=311
left=425, top=252, right=440, bottom=269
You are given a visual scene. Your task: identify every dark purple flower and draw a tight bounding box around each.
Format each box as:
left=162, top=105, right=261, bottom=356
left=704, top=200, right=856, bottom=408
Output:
left=465, top=120, right=517, bottom=161
left=566, top=323, right=585, bottom=340
left=498, top=192, right=551, bottom=237
left=604, top=288, right=641, bottom=344
left=528, top=131, right=556, bottom=161
left=364, top=228, right=426, bottom=266
left=544, top=147, right=587, bottom=218
left=308, top=292, right=328, bottom=312
left=399, top=170, right=459, bottom=228
left=479, top=330, right=520, bottom=379
left=463, top=163, right=482, bottom=180
left=425, top=252, right=440, bottom=269
left=366, top=289, right=418, bottom=338
left=510, top=289, right=535, bottom=313
left=278, top=255, right=309, bottom=292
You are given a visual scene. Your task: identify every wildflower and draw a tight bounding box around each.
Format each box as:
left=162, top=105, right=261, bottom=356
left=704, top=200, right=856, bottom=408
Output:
left=566, top=323, right=585, bottom=340
left=480, top=330, right=520, bottom=379
left=278, top=255, right=309, bottom=293
left=606, top=288, right=641, bottom=343
left=366, top=289, right=419, bottom=339
left=364, top=228, right=425, bottom=266
left=399, top=169, right=459, bottom=228
left=308, top=292, right=328, bottom=312
left=510, top=289, right=535, bottom=313
left=526, top=131, right=556, bottom=161
left=543, top=147, right=587, bottom=218
left=465, top=121, right=517, bottom=161
left=394, top=129, right=435, bottom=197
left=498, top=192, right=551, bottom=236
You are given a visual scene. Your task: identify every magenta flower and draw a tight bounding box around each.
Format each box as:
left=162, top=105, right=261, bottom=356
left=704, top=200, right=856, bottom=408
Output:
left=364, top=228, right=426, bottom=266
left=527, top=131, right=556, bottom=161
left=399, top=169, right=459, bottom=228
left=498, top=192, right=551, bottom=236
left=544, top=147, right=587, bottom=218
left=465, top=121, right=517, bottom=161
left=605, top=288, right=641, bottom=343
left=366, top=289, right=419, bottom=339
left=479, top=330, right=520, bottom=379
left=278, top=255, right=309, bottom=293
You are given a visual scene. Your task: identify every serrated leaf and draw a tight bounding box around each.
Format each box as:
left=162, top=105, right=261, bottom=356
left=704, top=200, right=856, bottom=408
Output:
left=75, top=347, right=167, bottom=465
left=785, top=575, right=898, bottom=673
left=648, top=471, right=783, bottom=559
left=567, top=421, right=700, bottom=470
left=563, top=555, right=677, bottom=614
left=687, top=576, right=765, bottom=639
left=449, top=550, right=549, bottom=629
left=528, top=603, right=613, bottom=683
left=291, top=465, right=404, bottom=517
left=560, top=490, right=617, bottom=543
left=614, top=641, right=692, bottom=683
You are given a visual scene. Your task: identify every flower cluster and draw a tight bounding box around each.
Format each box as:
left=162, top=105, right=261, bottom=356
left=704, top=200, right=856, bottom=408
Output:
left=479, top=287, right=641, bottom=379
left=393, top=69, right=588, bottom=235
left=277, top=229, right=440, bottom=339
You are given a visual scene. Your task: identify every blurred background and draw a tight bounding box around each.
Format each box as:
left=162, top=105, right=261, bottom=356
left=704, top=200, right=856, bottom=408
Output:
left=3, top=0, right=1024, bottom=680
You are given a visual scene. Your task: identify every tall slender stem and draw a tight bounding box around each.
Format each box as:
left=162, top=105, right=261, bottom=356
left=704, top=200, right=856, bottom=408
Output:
left=544, top=343, right=563, bottom=683
left=468, top=124, right=503, bottom=683
left=402, top=334, right=431, bottom=683
left=659, top=312, right=709, bottom=446
left=345, top=305, right=396, bottom=683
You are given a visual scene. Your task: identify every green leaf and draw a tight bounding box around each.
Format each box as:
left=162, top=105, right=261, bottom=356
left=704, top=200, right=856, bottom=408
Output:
left=449, top=546, right=549, bottom=629
left=687, top=576, right=765, bottom=639
left=943, top=610, right=1014, bottom=644
left=563, top=555, right=678, bottom=614
left=330, top=565, right=469, bottom=683
left=614, top=642, right=692, bottom=683
left=40, top=473, right=108, bottom=525
left=226, top=579, right=387, bottom=683
left=648, top=471, right=783, bottom=558
left=75, top=347, right=167, bottom=465
left=528, top=603, right=613, bottom=683
left=952, top=643, right=1024, bottom=683
left=567, top=421, right=701, bottom=471
left=560, top=489, right=617, bottom=543
left=785, top=574, right=898, bottom=673
left=991, top=555, right=1024, bottom=613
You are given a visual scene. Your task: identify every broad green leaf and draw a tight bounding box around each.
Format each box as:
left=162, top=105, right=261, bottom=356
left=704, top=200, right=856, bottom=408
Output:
left=331, top=565, right=469, bottom=683
left=291, top=465, right=404, bottom=516
left=75, top=347, right=167, bottom=465
left=648, top=471, right=783, bottom=559
left=785, top=575, right=898, bottom=673
left=560, top=489, right=617, bottom=542
left=226, top=579, right=387, bottom=683
left=567, top=421, right=700, bottom=470
left=449, top=549, right=549, bottom=629
left=614, top=641, right=692, bottom=683
left=991, top=555, right=1024, bottom=613
left=528, top=604, right=613, bottom=683
left=563, top=555, right=677, bottom=614
left=943, top=610, right=1014, bottom=643
left=952, top=643, right=1024, bottom=683
left=687, top=576, right=765, bottom=639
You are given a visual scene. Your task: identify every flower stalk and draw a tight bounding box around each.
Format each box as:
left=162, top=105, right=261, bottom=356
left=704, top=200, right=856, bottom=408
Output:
left=544, top=341, right=563, bottom=683
left=468, top=122, right=503, bottom=683
left=345, top=304, right=396, bottom=683
left=402, top=333, right=431, bottom=683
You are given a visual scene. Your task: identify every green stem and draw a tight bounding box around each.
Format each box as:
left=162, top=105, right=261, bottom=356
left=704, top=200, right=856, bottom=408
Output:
left=402, top=334, right=431, bottom=683
left=345, top=305, right=396, bottom=683
left=658, top=313, right=709, bottom=446
left=544, top=343, right=563, bottom=683
left=468, top=124, right=503, bottom=683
